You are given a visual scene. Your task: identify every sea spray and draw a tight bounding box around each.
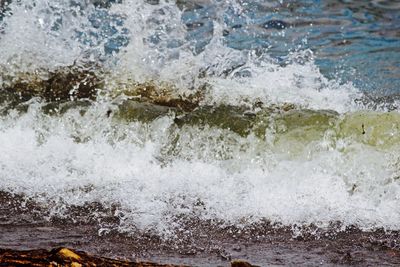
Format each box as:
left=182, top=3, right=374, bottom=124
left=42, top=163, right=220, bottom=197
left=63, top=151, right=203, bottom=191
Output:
left=0, top=0, right=399, bottom=239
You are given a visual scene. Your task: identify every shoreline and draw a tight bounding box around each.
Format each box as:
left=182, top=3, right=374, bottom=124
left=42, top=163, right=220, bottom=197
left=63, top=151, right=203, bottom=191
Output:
left=1, top=223, right=399, bottom=266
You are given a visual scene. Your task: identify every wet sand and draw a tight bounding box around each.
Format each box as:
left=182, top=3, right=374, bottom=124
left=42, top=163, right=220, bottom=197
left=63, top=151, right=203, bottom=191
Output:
left=1, top=191, right=399, bottom=266
left=1, top=222, right=400, bottom=266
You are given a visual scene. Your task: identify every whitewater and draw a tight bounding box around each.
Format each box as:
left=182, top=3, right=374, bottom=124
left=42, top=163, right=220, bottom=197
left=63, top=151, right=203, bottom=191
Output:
left=0, top=0, right=400, bottom=243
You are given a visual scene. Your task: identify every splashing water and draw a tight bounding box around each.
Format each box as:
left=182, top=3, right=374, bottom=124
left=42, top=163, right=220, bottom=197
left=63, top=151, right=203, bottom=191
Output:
left=0, top=0, right=400, bottom=238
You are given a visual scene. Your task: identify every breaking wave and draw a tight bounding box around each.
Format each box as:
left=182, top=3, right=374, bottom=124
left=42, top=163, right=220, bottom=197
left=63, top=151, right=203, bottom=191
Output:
left=0, top=0, right=399, bottom=238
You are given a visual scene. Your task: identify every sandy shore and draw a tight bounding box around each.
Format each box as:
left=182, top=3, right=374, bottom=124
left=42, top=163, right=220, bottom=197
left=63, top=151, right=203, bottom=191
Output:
left=0, top=191, right=399, bottom=266
left=1, top=221, right=399, bottom=266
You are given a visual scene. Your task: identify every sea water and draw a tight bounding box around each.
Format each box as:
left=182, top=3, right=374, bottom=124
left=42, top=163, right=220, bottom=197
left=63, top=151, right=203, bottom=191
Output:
left=0, top=0, right=399, bottom=238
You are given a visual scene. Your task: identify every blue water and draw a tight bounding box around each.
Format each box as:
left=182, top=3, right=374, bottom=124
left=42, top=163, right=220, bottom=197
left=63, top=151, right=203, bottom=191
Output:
left=1, top=0, right=399, bottom=96
left=179, top=0, right=400, bottom=95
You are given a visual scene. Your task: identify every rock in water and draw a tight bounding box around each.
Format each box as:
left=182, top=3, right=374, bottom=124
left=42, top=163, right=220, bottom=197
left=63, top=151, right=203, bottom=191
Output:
left=2, top=64, right=103, bottom=102
left=0, top=247, right=188, bottom=266
left=231, top=259, right=259, bottom=267
left=0, top=247, right=257, bottom=267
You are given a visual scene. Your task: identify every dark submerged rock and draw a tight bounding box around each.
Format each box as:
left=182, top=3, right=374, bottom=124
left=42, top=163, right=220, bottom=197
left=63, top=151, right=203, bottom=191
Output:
left=116, top=100, right=180, bottom=122
left=173, top=105, right=256, bottom=137
left=2, top=64, right=103, bottom=102
left=116, top=81, right=204, bottom=112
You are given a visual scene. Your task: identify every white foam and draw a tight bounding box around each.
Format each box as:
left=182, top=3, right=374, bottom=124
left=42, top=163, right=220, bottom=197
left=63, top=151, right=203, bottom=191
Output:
left=0, top=103, right=399, bottom=234
left=1, top=0, right=398, bottom=236
left=0, top=1, right=89, bottom=74
left=0, top=0, right=361, bottom=112
left=203, top=51, right=360, bottom=112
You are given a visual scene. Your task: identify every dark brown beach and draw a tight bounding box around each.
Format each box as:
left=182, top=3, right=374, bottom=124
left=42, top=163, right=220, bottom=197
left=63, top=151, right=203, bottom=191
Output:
left=1, top=190, right=399, bottom=266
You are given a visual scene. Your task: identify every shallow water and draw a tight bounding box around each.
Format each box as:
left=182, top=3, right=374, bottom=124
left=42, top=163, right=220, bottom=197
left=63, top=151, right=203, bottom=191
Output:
left=0, top=0, right=400, bottom=257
